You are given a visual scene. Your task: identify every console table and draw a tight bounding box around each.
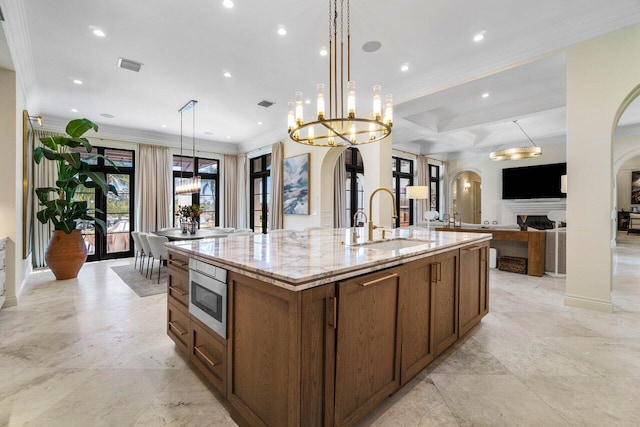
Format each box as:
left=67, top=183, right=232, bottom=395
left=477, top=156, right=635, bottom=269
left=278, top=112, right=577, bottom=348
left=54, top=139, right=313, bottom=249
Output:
left=436, top=228, right=546, bottom=276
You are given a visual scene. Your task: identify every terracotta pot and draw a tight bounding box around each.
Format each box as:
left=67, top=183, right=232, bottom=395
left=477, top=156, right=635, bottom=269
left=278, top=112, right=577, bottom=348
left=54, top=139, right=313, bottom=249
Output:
left=45, top=230, right=88, bottom=280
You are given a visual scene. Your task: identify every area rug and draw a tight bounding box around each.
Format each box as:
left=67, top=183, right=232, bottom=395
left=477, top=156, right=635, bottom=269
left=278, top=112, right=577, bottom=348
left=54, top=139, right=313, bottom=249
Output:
left=111, top=264, right=168, bottom=297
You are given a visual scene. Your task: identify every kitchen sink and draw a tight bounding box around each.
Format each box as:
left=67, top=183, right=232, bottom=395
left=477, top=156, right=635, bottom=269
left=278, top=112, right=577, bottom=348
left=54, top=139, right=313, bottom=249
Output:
left=356, top=238, right=433, bottom=251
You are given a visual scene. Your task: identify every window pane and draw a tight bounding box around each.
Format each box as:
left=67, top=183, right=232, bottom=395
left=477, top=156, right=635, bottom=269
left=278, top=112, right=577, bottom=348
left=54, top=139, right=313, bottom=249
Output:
left=198, top=158, right=218, bottom=174
left=252, top=157, right=263, bottom=173
left=68, top=146, right=98, bottom=165
left=430, top=165, right=439, bottom=179
left=73, top=185, right=96, bottom=255
left=400, top=159, right=411, bottom=174
left=105, top=149, right=133, bottom=167
left=199, top=179, right=216, bottom=228
left=173, top=155, right=194, bottom=172
left=265, top=154, right=272, bottom=171
left=355, top=150, right=363, bottom=168
left=356, top=173, right=364, bottom=212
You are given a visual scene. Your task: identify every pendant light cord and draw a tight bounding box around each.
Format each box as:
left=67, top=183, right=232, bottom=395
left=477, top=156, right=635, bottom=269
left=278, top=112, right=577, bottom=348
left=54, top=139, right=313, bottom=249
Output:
left=513, top=120, right=538, bottom=147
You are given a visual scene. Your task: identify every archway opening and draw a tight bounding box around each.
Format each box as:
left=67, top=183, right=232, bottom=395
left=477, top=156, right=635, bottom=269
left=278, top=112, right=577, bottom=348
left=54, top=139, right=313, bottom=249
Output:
left=452, top=171, right=482, bottom=224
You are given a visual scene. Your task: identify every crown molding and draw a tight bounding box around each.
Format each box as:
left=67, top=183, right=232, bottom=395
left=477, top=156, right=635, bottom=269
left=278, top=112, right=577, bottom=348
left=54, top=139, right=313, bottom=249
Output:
left=39, top=114, right=241, bottom=155
left=0, top=0, right=38, bottom=107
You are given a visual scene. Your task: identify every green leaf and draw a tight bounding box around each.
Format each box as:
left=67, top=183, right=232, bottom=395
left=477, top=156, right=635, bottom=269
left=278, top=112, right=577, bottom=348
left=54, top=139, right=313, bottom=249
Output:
left=66, top=119, right=98, bottom=138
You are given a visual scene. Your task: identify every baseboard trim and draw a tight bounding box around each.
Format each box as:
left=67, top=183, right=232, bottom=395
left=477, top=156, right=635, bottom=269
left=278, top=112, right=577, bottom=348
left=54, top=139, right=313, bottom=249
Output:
left=1, top=295, right=17, bottom=308
left=564, top=294, right=612, bottom=313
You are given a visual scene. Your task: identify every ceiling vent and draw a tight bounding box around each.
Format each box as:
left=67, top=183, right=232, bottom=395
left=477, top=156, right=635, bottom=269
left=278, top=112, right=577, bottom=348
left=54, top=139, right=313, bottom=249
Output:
left=257, top=100, right=275, bottom=108
left=117, top=57, right=143, bottom=72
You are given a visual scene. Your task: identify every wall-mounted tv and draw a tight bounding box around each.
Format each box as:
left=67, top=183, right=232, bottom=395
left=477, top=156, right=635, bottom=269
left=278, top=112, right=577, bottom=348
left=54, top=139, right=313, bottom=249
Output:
left=502, top=162, right=567, bottom=199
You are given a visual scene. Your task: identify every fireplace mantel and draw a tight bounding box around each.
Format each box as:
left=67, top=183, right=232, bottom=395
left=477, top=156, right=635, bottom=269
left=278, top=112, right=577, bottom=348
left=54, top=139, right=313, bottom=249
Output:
left=504, top=199, right=567, bottom=218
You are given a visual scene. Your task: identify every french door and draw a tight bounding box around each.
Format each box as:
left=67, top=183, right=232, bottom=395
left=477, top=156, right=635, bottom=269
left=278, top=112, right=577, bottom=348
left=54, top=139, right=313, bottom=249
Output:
left=72, top=148, right=135, bottom=261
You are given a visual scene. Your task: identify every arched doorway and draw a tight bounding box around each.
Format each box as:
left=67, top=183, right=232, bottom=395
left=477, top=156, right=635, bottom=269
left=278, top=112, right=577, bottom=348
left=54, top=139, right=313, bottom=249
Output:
left=450, top=170, right=482, bottom=225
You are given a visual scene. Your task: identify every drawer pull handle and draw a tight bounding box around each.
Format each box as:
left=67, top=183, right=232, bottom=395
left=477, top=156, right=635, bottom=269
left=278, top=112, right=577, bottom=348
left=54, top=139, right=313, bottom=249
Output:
left=168, top=321, right=187, bottom=336
left=169, top=259, right=188, bottom=268
left=462, top=245, right=481, bottom=252
left=360, top=273, right=398, bottom=287
left=194, top=346, right=220, bottom=368
left=169, top=286, right=188, bottom=296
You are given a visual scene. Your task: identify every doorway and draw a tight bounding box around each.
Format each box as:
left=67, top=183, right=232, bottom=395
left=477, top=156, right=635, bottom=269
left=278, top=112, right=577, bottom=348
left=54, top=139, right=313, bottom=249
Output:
left=452, top=171, right=481, bottom=224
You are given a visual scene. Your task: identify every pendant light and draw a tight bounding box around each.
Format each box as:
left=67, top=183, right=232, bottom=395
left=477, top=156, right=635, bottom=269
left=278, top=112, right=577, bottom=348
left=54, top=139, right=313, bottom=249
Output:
left=176, top=100, right=201, bottom=194
left=489, top=120, right=543, bottom=161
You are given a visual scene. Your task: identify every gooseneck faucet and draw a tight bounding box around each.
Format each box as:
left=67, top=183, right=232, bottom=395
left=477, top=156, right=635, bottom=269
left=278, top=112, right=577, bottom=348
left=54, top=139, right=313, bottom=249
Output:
left=352, top=209, right=368, bottom=243
left=367, top=187, right=398, bottom=241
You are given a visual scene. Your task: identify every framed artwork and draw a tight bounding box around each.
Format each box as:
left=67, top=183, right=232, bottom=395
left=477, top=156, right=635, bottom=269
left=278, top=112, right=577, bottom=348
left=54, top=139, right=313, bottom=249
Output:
left=22, top=110, right=34, bottom=259
left=283, top=153, right=310, bottom=215
left=632, top=171, right=640, bottom=205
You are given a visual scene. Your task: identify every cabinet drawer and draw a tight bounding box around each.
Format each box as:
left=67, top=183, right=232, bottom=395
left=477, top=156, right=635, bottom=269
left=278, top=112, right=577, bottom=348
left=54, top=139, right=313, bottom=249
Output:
left=191, top=319, right=227, bottom=397
left=168, top=251, right=189, bottom=271
left=167, top=266, right=189, bottom=310
left=167, top=301, right=190, bottom=355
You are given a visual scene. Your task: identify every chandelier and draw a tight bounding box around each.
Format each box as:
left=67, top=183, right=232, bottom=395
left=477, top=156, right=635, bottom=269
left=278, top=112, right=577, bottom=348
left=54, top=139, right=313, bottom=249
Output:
left=176, top=100, right=201, bottom=194
left=287, top=0, right=392, bottom=147
left=489, top=120, right=542, bottom=161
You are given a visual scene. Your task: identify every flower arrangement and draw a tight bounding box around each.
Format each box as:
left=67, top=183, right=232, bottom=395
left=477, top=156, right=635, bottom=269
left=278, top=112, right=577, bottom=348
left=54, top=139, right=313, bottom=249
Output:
left=178, top=204, right=203, bottom=222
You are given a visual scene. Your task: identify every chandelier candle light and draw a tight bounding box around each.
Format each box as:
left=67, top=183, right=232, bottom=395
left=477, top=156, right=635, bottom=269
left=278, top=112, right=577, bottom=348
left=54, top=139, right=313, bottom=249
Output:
left=489, top=120, right=543, bottom=161
left=176, top=99, right=201, bottom=194
left=287, top=0, right=392, bottom=146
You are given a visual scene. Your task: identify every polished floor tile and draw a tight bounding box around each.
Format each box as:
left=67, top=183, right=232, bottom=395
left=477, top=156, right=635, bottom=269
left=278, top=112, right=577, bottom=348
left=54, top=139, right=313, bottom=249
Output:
left=1, top=239, right=639, bottom=426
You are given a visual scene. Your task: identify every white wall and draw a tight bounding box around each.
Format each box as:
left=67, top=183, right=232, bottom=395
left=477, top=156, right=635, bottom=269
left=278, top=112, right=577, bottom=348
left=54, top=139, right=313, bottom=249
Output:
left=565, top=24, right=640, bottom=312
left=447, top=143, right=566, bottom=225
left=0, top=67, right=27, bottom=307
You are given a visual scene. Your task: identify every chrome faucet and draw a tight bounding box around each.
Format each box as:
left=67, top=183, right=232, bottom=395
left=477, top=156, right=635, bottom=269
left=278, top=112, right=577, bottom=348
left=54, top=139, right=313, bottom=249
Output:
left=352, top=209, right=368, bottom=243
left=367, top=187, right=398, bottom=241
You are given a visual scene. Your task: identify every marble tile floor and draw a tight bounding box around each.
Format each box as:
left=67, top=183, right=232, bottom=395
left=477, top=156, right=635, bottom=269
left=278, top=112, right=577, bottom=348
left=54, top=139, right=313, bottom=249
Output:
left=0, top=240, right=638, bottom=426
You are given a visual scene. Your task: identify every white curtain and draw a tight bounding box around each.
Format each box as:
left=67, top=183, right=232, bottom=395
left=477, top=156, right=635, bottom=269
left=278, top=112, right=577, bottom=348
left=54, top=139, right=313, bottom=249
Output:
left=334, top=151, right=346, bottom=228
left=223, top=154, right=237, bottom=228
left=236, top=154, right=248, bottom=229
left=417, top=156, right=429, bottom=221
left=269, top=141, right=284, bottom=231
left=32, top=130, right=59, bottom=268
left=137, top=144, right=171, bottom=232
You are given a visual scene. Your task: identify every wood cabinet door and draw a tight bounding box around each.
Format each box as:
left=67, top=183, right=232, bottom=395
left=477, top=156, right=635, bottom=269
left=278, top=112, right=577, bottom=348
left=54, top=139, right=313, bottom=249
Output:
left=432, top=250, right=459, bottom=357
left=334, top=267, right=402, bottom=427
left=400, top=257, right=435, bottom=385
left=459, top=242, right=489, bottom=337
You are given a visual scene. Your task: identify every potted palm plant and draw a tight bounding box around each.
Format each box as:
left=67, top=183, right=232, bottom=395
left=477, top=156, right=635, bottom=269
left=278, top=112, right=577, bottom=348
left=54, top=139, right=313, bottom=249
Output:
left=34, top=118, right=118, bottom=279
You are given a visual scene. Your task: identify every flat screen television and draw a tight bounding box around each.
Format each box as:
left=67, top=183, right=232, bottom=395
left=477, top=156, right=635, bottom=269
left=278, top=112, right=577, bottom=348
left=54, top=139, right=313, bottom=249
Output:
left=502, top=163, right=566, bottom=199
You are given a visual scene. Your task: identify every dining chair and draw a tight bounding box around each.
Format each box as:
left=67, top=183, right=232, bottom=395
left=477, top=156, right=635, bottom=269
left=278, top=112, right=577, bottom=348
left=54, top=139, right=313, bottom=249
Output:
left=146, top=235, right=169, bottom=284
left=138, top=233, right=154, bottom=277
left=130, top=231, right=144, bottom=269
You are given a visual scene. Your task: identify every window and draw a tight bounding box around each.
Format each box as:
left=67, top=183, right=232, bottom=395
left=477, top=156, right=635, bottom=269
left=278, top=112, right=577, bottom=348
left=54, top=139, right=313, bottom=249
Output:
left=250, top=154, right=271, bottom=234
left=173, top=156, right=219, bottom=228
left=429, top=164, right=440, bottom=213
left=392, top=157, right=414, bottom=227
left=68, top=146, right=135, bottom=261
left=345, top=148, right=365, bottom=226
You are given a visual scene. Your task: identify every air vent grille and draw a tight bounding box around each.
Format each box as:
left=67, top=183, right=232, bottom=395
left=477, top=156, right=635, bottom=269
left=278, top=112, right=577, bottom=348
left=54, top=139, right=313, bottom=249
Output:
left=118, top=58, right=143, bottom=72
left=258, top=100, right=275, bottom=108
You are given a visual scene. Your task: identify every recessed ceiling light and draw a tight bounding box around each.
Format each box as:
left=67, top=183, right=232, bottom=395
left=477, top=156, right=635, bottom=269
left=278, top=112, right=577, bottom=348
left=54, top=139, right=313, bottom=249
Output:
left=223, top=71, right=232, bottom=78
left=400, top=64, right=409, bottom=72
left=100, top=113, right=114, bottom=118
left=319, top=47, right=328, bottom=56
left=222, top=0, right=234, bottom=8
left=482, top=92, right=490, bottom=98
left=257, top=121, right=263, bottom=125
left=473, top=32, right=485, bottom=42
left=226, top=136, right=231, bottom=139
left=161, top=124, right=167, bottom=128
left=305, top=99, right=311, bottom=104
left=92, top=29, right=105, bottom=37
left=277, top=26, right=287, bottom=36
left=73, top=79, right=83, bottom=85
left=71, top=108, right=78, bottom=113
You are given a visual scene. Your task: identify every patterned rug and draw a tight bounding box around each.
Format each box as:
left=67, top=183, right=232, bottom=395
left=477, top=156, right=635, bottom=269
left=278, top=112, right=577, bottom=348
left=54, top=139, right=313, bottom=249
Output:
left=111, top=264, right=168, bottom=297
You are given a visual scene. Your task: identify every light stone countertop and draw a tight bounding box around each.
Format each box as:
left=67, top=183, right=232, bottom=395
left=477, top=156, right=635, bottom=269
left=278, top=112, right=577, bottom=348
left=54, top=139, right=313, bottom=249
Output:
left=167, top=228, right=492, bottom=291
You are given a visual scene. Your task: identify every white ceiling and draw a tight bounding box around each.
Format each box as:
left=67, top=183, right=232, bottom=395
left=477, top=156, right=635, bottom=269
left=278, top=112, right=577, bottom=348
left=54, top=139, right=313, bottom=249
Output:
left=3, top=0, right=640, bottom=155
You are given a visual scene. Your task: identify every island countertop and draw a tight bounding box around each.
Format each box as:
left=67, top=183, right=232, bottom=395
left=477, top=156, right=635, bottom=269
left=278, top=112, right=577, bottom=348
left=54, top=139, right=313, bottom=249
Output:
left=167, top=227, right=491, bottom=291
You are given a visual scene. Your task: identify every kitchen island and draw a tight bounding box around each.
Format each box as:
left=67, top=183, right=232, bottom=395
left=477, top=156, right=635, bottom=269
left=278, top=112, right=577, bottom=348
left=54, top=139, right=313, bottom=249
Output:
left=165, top=228, right=491, bottom=427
